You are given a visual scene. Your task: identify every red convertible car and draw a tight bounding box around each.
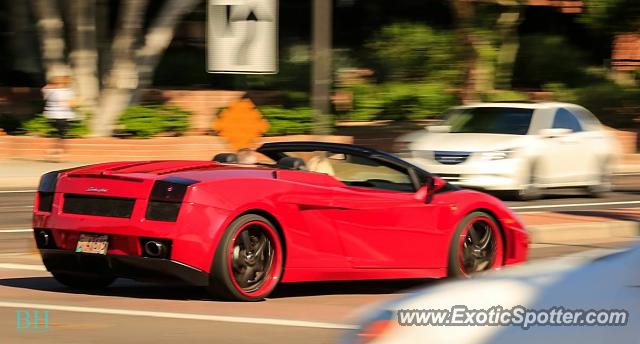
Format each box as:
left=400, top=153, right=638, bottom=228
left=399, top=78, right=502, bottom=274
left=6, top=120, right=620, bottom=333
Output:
left=33, top=142, right=528, bottom=301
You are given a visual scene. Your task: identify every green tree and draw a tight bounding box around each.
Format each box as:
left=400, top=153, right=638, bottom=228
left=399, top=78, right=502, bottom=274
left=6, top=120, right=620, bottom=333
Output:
left=365, top=23, right=462, bottom=83
left=30, top=0, right=201, bottom=137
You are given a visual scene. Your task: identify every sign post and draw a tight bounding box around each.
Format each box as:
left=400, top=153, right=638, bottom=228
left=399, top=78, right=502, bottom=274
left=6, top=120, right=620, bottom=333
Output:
left=207, top=0, right=278, bottom=74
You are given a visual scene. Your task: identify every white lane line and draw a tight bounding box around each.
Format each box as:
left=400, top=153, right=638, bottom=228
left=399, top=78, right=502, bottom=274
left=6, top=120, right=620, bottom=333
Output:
left=0, top=205, right=33, bottom=210
left=0, top=263, right=46, bottom=271
left=0, top=190, right=36, bottom=194
left=0, top=228, right=32, bottom=233
left=0, top=301, right=358, bottom=330
left=511, top=200, right=640, bottom=210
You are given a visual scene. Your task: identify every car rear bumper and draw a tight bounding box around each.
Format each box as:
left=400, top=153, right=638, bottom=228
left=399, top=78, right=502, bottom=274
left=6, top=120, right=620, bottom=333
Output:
left=40, top=248, right=209, bottom=286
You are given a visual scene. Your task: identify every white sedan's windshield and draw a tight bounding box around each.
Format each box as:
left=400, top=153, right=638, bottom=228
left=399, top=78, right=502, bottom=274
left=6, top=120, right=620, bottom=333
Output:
left=446, top=107, right=534, bottom=135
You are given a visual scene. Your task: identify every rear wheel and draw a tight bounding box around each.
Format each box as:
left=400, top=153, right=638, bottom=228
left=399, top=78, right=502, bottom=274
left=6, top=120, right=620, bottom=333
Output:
left=51, top=271, right=115, bottom=290
left=448, top=212, right=504, bottom=278
left=208, top=214, right=284, bottom=301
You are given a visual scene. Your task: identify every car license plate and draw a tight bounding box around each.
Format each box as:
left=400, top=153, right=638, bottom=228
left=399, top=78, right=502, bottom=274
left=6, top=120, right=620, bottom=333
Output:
left=75, top=234, right=109, bottom=255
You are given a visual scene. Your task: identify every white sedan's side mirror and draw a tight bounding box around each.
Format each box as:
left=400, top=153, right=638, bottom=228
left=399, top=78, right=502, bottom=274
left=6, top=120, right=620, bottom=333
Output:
left=539, top=128, right=572, bottom=138
left=426, top=125, right=451, bottom=133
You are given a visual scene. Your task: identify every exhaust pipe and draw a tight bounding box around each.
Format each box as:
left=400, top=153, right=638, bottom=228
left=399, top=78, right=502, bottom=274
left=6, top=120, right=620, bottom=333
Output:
left=36, top=230, right=50, bottom=248
left=144, top=240, right=166, bottom=258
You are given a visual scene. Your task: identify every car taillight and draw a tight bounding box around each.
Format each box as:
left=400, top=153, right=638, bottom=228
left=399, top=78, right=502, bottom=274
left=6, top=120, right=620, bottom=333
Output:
left=146, top=177, right=197, bottom=222
left=37, top=171, right=60, bottom=212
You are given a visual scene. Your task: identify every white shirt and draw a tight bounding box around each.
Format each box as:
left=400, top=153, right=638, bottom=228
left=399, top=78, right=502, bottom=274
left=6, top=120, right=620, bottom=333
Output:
left=43, top=87, right=76, bottom=120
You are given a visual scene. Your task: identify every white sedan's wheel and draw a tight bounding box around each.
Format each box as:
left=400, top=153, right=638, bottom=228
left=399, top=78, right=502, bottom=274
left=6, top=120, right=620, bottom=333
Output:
left=512, top=163, right=542, bottom=201
left=586, top=161, right=612, bottom=197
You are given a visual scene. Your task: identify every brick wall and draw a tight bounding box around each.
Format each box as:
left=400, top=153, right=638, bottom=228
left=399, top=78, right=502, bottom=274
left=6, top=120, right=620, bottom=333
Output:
left=0, top=135, right=353, bottom=162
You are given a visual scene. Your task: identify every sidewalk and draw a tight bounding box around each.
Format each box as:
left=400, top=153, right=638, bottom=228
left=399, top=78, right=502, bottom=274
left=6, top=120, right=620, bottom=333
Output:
left=520, top=208, right=640, bottom=245
left=0, top=160, right=87, bottom=188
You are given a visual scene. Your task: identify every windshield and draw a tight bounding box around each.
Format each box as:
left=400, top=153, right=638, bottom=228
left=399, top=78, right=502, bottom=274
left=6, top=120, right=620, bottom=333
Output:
left=446, top=107, right=534, bottom=135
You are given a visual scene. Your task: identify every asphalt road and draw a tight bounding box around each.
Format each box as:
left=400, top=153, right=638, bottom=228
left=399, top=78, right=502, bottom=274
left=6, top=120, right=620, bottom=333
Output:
left=0, top=183, right=637, bottom=343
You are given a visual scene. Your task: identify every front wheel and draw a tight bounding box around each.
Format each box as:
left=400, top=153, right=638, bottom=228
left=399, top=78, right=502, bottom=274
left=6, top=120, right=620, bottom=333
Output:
left=586, top=160, right=613, bottom=197
left=511, top=163, right=542, bottom=201
left=207, top=214, right=284, bottom=301
left=447, top=212, right=504, bottom=278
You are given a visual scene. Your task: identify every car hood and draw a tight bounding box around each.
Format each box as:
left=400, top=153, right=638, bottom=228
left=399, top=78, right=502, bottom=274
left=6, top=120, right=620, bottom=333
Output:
left=408, top=132, right=530, bottom=152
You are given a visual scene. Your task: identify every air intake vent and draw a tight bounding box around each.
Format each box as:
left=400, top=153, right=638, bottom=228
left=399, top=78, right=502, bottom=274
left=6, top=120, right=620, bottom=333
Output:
left=63, top=194, right=135, bottom=218
left=434, top=151, right=471, bottom=165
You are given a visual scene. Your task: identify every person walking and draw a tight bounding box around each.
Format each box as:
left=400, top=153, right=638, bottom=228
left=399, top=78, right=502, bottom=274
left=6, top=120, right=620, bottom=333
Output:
left=42, top=75, right=77, bottom=161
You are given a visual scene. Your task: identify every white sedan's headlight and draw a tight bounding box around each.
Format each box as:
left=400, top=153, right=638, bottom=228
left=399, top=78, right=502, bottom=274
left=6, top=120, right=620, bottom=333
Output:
left=479, top=149, right=515, bottom=160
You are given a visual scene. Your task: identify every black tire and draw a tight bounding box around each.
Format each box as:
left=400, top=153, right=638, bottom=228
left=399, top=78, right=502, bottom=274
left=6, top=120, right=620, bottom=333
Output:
left=586, top=159, right=612, bottom=198
left=207, top=214, right=284, bottom=301
left=447, top=211, right=504, bottom=278
left=51, top=271, right=115, bottom=290
left=510, top=162, right=542, bottom=201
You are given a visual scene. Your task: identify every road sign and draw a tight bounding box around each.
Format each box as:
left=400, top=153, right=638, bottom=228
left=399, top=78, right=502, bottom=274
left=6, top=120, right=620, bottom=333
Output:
left=213, top=99, right=269, bottom=149
left=207, top=0, right=278, bottom=74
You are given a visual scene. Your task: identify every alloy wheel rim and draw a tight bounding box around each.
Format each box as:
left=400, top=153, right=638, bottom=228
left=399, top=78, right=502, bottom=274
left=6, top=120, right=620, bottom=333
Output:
left=458, top=218, right=501, bottom=276
left=229, top=223, right=275, bottom=293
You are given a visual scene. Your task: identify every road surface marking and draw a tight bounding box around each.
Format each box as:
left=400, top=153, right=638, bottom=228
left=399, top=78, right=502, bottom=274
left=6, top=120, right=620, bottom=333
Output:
left=0, top=301, right=358, bottom=330
left=511, top=200, right=640, bottom=210
left=0, top=263, right=46, bottom=271
left=0, top=190, right=36, bottom=194
left=0, top=228, right=32, bottom=233
left=0, top=205, right=33, bottom=210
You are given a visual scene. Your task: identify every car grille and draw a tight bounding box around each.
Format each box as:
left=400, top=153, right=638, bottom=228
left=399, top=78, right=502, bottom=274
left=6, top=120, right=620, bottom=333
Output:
left=434, top=151, right=471, bottom=165
left=63, top=194, right=135, bottom=218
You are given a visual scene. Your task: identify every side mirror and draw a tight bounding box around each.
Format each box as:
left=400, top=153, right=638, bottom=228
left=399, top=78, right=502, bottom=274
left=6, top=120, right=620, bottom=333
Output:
left=414, top=176, right=447, bottom=203
left=539, top=128, right=571, bottom=138
left=426, top=125, right=451, bottom=133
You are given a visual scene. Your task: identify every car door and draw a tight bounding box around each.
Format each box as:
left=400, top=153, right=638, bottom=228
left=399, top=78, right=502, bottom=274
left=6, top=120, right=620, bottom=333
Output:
left=325, top=155, right=445, bottom=269
left=539, top=108, right=590, bottom=184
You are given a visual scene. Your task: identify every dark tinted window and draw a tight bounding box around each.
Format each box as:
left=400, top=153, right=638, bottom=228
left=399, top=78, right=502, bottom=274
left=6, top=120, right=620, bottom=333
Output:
left=446, top=107, right=533, bottom=135
left=552, top=108, right=582, bottom=132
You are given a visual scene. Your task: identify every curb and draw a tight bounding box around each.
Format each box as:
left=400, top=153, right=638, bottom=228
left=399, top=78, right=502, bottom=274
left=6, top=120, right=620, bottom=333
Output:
left=527, top=220, right=640, bottom=245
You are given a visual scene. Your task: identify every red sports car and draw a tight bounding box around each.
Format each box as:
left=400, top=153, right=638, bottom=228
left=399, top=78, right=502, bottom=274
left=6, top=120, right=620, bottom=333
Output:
left=33, top=142, right=528, bottom=301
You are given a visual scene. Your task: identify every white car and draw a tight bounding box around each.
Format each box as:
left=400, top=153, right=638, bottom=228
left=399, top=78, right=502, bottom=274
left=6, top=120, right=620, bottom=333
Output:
left=401, top=102, right=620, bottom=200
left=343, top=246, right=639, bottom=344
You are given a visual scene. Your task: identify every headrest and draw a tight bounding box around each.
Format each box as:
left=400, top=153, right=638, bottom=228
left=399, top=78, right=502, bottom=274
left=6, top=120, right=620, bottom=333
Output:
left=277, top=157, right=307, bottom=171
left=213, top=153, right=238, bottom=163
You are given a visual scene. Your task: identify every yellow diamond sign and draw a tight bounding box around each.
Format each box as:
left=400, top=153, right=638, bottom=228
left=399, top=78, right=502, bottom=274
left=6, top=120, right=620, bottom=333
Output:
left=213, top=99, right=269, bottom=149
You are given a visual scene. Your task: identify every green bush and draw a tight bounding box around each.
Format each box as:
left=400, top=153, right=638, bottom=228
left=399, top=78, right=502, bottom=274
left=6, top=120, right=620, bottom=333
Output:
left=259, top=106, right=314, bottom=135
left=117, top=106, right=190, bottom=138
left=22, top=114, right=89, bottom=138
left=542, top=83, right=579, bottom=103
left=347, top=83, right=385, bottom=121
left=345, top=82, right=457, bottom=121
left=365, top=23, right=461, bottom=83
left=481, top=90, right=530, bottom=102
